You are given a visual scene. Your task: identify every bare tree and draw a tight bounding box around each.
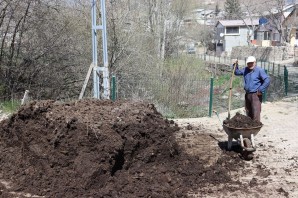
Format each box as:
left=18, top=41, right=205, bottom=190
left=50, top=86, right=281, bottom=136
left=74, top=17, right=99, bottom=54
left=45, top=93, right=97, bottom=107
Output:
left=0, top=0, right=200, bottom=101
left=237, top=0, right=260, bottom=45
left=106, top=0, right=192, bottom=71
left=0, top=0, right=90, bottom=100
left=103, top=0, right=196, bottom=99
left=249, top=0, right=289, bottom=43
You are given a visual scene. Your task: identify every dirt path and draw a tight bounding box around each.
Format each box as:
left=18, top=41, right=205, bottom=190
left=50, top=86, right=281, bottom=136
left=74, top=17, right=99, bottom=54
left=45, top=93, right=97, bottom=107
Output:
left=174, top=96, right=298, bottom=197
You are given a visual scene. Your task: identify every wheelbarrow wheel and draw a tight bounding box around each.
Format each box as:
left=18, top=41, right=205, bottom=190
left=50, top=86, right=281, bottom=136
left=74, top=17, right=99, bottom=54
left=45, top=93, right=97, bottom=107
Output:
left=243, top=138, right=252, bottom=148
left=242, top=138, right=253, bottom=160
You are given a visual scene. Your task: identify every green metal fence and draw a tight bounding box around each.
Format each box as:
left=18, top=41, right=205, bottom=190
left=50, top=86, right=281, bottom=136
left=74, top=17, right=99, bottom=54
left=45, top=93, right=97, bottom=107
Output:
left=284, top=66, right=288, bottom=96
left=110, top=53, right=297, bottom=118
left=112, top=65, right=290, bottom=118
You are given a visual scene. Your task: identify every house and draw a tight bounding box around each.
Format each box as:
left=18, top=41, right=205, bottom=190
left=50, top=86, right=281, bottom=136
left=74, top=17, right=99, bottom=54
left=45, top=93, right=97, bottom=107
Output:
left=254, top=2, right=298, bottom=46
left=212, top=1, right=298, bottom=56
left=282, top=3, right=298, bottom=46
left=254, top=18, right=281, bottom=47
left=215, top=19, right=259, bottom=55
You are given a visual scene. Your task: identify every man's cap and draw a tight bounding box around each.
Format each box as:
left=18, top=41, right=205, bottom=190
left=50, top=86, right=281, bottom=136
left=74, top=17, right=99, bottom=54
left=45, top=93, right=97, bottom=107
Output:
left=246, top=56, right=256, bottom=64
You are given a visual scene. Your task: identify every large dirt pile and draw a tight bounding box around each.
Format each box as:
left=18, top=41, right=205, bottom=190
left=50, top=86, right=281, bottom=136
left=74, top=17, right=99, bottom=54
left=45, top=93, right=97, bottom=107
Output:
left=0, top=100, right=244, bottom=197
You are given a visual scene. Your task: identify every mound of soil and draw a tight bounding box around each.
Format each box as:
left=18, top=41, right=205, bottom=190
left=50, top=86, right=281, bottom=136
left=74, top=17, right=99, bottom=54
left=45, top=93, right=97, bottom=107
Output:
left=223, top=112, right=262, bottom=128
left=0, top=100, right=245, bottom=197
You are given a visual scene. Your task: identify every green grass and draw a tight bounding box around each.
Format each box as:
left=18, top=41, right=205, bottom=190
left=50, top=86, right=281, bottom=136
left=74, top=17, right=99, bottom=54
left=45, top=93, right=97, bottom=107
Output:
left=213, top=74, right=243, bottom=96
left=0, top=100, right=21, bottom=114
left=214, top=74, right=242, bottom=87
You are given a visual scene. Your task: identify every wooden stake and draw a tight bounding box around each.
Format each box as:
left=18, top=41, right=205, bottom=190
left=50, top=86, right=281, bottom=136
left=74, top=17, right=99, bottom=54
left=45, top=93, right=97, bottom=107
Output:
left=79, top=63, right=94, bottom=99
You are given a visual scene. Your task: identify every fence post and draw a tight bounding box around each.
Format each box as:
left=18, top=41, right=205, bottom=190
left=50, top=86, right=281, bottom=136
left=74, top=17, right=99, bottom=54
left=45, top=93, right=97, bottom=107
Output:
left=111, top=75, right=116, bottom=101
left=263, top=70, right=268, bottom=103
left=278, top=64, right=280, bottom=76
left=209, top=77, right=214, bottom=117
left=284, top=66, right=288, bottom=96
left=261, top=61, right=263, bottom=68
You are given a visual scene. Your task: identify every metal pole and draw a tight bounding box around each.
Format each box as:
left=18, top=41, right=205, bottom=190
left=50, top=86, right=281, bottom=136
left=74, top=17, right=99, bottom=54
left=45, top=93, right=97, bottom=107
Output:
left=261, top=61, right=263, bottom=68
left=284, top=66, right=288, bottom=96
left=263, top=70, right=268, bottom=103
left=91, top=0, right=109, bottom=99
left=101, top=0, right=110, bottom=99
left=91, top=0, right=100, bottom=98
left=209, top=77, right=214, bottom=117
left=112, top=75, right=116, bottom=101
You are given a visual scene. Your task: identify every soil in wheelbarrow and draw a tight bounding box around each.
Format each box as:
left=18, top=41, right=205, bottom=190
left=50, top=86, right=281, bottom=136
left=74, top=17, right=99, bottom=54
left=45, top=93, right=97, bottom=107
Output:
left=0, top=99, right=247, bottom=197
left=223, top=112, right=262, bottom=128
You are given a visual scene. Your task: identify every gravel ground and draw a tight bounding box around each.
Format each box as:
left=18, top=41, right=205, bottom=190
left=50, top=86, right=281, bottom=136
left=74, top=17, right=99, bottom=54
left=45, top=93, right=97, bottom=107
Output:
left=174, top=96, right=298, bottom=197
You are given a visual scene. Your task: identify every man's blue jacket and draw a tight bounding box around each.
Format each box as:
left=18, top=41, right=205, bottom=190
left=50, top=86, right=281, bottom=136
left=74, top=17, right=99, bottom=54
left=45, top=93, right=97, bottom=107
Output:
left=234, top=65, right=270, bottom=93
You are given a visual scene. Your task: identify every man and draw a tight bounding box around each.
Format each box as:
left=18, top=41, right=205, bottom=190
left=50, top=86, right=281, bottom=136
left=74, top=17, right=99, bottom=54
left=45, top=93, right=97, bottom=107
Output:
left=233, top=56, right=270, bottom=122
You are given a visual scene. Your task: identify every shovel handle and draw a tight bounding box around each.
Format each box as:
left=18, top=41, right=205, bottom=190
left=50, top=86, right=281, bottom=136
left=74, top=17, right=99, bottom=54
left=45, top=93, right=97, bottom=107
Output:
left=228, top=61, right=238, bottom=119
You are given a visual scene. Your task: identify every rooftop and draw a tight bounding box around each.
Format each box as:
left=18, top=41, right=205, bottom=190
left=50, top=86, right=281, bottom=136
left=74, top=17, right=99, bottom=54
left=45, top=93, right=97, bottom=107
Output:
left=216, top=19, right=259, bottom=27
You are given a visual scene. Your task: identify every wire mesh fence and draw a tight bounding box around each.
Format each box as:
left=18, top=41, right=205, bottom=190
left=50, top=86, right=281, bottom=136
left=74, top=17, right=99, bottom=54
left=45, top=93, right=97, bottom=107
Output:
left=114, top=70, right=246, bottom=118
left=114, top=61, right=290, bottom=118
left=115, top=73, right=211, bottom=118
left=1, top=54, right=295, bottom=118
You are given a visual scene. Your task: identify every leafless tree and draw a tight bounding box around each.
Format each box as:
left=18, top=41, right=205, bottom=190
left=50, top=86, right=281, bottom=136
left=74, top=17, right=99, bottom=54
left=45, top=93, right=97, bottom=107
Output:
left=247, top=0, right=290, bottom=43
left=106, top=0, right=192, bottom=77
left=0, top=0, right=90, bottom=100
left=0, top=0, right=199, bottom=101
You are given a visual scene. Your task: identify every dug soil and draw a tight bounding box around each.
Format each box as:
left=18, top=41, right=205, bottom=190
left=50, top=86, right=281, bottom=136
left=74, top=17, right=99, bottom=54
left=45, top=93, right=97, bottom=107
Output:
left=223, top=112, right=262, bottom=128
left=0, top=99, right=250, bottom=197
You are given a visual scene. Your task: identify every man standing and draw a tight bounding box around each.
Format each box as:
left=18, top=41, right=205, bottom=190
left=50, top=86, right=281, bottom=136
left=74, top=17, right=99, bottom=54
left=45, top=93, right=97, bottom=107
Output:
left=233, top=56, right=270, bottom=122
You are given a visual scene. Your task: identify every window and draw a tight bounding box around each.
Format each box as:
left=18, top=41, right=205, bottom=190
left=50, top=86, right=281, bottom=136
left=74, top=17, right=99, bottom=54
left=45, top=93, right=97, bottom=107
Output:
left=272, top=33, right=280, bottom=41
left=225, top=27, right=239, bottom=34
left=256, top=32, right=263, bottom=40
left=264, top=31, right=271, bottom=40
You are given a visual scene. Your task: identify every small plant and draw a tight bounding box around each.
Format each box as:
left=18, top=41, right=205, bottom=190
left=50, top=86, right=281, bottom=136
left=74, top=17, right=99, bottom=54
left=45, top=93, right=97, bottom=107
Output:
left=0, top=100, right=21, bottom=114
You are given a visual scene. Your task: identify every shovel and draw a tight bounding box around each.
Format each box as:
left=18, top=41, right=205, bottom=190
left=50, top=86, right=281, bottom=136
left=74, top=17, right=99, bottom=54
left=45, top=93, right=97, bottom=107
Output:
left=228, top=59, right=238, bottom=119
left=213, top=110, right=222, bottom=126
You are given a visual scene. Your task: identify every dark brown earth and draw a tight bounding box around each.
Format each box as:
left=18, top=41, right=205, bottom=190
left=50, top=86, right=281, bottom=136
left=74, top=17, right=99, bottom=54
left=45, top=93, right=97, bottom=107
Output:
left=223, top=112, right=262, bottom=128
left=0, top=99, right=252, bottom=197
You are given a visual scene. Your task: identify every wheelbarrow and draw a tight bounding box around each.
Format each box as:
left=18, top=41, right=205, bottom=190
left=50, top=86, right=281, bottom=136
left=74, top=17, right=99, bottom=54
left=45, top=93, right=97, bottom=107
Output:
left=223, top=123, right=263, bottom=159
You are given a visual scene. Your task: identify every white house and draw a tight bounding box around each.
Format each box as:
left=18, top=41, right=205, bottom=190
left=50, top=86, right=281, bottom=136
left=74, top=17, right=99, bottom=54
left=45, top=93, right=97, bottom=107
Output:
left=215, top=19, right=259, bottom=55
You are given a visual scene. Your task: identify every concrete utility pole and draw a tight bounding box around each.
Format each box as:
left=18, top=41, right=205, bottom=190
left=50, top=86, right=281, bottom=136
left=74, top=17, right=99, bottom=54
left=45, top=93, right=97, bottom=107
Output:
left=91, top=0, right=110, bottom=99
